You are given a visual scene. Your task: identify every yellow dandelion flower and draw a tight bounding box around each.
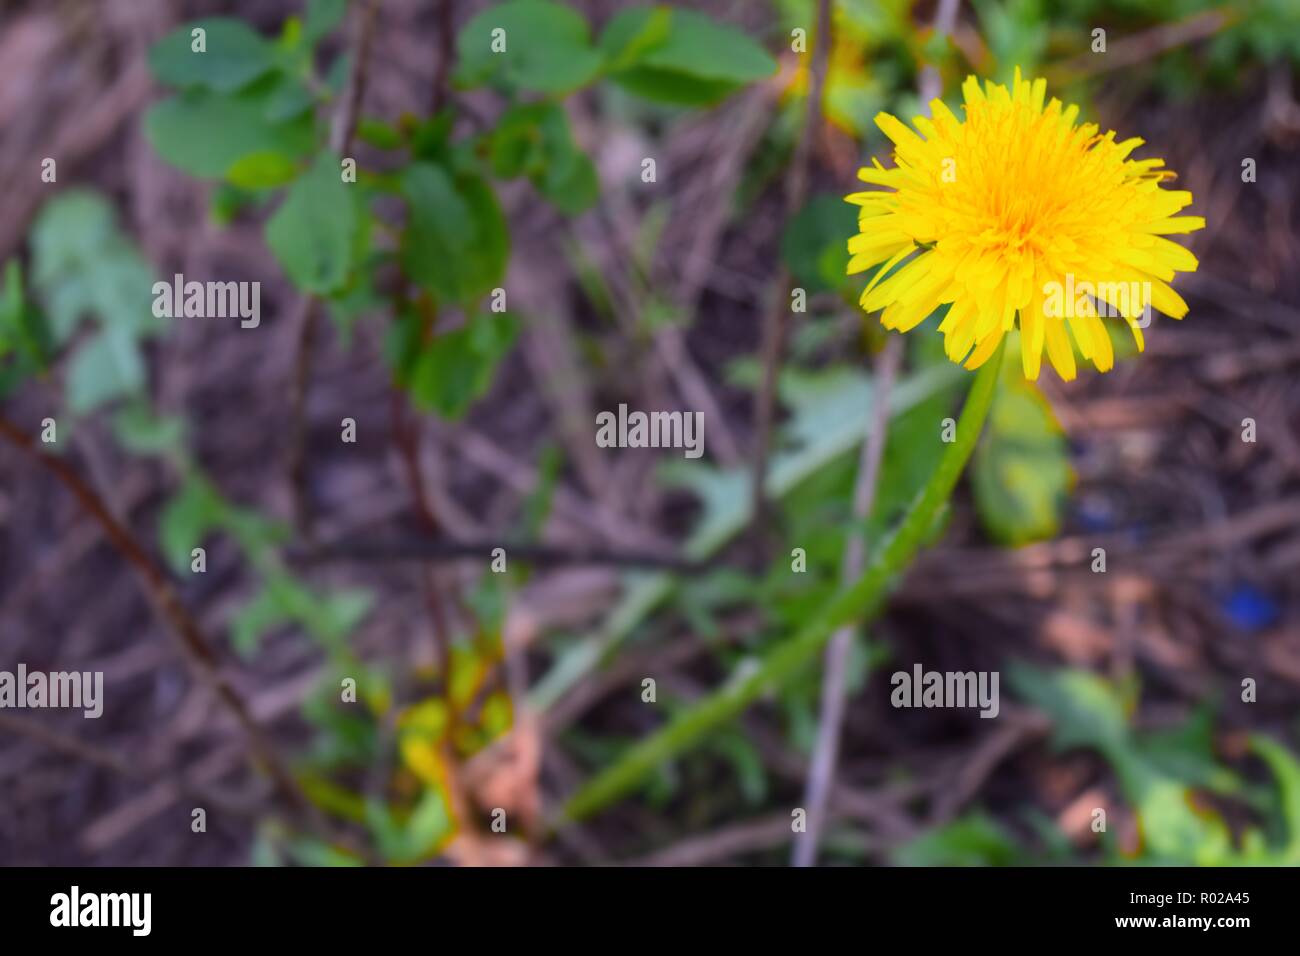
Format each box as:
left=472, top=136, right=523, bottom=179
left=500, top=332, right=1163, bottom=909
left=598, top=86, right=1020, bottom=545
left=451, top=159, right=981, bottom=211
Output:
left=846, top=68, right=1205, bottom=381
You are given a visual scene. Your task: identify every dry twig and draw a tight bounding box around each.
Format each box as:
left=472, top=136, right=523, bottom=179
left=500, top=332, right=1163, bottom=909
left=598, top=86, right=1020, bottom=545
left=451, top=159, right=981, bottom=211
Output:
left=286, top=0, right=382, bottom=534
left=0, top=415, right=307, bottom=818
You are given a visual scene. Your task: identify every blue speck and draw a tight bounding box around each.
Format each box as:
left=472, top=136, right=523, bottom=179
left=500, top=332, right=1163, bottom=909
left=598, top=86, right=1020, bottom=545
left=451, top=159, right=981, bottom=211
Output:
left=1221, top=584, right=1280, bottom=633
left=1076, top=500, right=1114, bottom=532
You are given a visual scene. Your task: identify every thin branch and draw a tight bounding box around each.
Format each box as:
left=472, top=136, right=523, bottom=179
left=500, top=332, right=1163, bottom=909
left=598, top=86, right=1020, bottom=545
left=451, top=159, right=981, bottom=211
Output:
left=0, top=712, right=131, bottom=776
left=626, top=813, right=874, bottom=867
left=293, top=533, right=711, bottom=572
left=1053, top=9, right=1233, bottom=79
left=749, top=0, right=832, bottom=544
left=430, top=0, right=456, bottom=114
left=390, top=0, right=477, bottom=685
left=391, top=388, right=454, bottom=684
left=654, top=328, right=743, bottom=467
left=792, top=335, right=902, bottom=867
left=286, top=296, right=320, bottom=534
left=287, top=0, right=382, bottom=534
left=596, top=185, right=744, bottom=468
left=329, top=0, right=381, bottom=155
left=0, top=416, right=307, bottom=816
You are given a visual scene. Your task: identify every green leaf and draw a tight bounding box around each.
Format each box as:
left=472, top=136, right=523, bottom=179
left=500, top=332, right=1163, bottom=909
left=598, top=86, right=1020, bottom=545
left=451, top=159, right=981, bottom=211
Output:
left=400, top=162, right=508, bottom=305
left=626, top=9, right=775, bottom=83
left=277, top=14, right=305, bottom=58
left=304, top=0, right=349, bottom=45
left=67, top=330, right=145, bottom=414
left=227, top=150, right=301, bottom=189
left=285, top=837, right=362, bottom=867
left=160, top=473, right=226, bottom=573
left=973, top=0, right=1049, bottom=79
left=356, top=117, right=403, bottom=150
left=224, top=504, right=291, bottom=553
left=1250, top=735, right=1300, bottom=864
left=781, top=194, right=857, bottom=294
left=0, top=358, right=31, bottom=401
left=0, top=259, right=52, bottom=371
left=0, top=260, right=25, bottom=348
left=326, top=259, right=385, bottom=345
left=231, top=586, right=291, bottom=656
left=401, top=788, right=453, bottom=861
left=31, top=193, right=136, bottom=341
left=315, top=589, right=374, bottom=643
left=1139, top=706, right=1242, bottom=797
left=403, top=313, right=519, bottom=418
left=1007, top=663, right=1240, bottom=864
left=29, top=191, right=161, bottom=412
left=31, top=189, right=115, bottom=261
left=262, top=73, right=315, bottom=122
left=895, top=812, right=1026, bottom=866
left=230, top=572, right=368, bottom=654
left=489, top=103, right=598, bottom=214
left=145, top=87, right=315, bottom=181
left=597, top=7, right=672, bottom=71
left=409, top=112, right=455, bottom=163
left=1134, top=776, right=1235, bottom=865
left=1007, top=662, right=1132, bottom=755
left=972, top=355, right=1071, bottom=545
left=605, top=7, right=776, bottom=105
left=610, top=67, right=741, bottom=106
left=148, top=18, right=277, bottom=92
left=488, top=104, right=549, bottom=179
left=265, top=152, right=358, bottom=294
left=364, top=789, right=452, bottom=863
left=209, top=183, right=262, bottom=225
left=543, top=154, right=598, bottom=216
left=112, top=402, right=186, bottom=456
left=455, top=0, right=604, bottom=94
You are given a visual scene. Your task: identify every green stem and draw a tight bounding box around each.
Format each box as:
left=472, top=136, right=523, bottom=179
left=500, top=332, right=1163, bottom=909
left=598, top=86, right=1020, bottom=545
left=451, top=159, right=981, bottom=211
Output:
left=560, top=340, right=1006, bottom=824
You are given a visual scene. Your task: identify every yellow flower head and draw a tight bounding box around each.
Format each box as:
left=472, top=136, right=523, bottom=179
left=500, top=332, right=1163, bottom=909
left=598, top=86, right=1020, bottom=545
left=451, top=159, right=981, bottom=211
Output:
left=847, top=68, right=1205, bottom=381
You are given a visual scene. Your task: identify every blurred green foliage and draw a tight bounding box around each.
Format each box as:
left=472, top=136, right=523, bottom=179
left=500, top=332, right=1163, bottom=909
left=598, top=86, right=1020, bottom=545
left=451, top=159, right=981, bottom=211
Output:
left=30, top=193, right=161, bottom=415
left=900, top=666, right=1300, bottom=865
left=135, top=0, right=771, bottom=863
left=972, top=336, right=1073, bottom=546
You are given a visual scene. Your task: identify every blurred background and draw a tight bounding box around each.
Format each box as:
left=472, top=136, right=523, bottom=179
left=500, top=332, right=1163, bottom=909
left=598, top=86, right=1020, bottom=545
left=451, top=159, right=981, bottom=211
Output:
left=1, top=0, right=1299, bottom=866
